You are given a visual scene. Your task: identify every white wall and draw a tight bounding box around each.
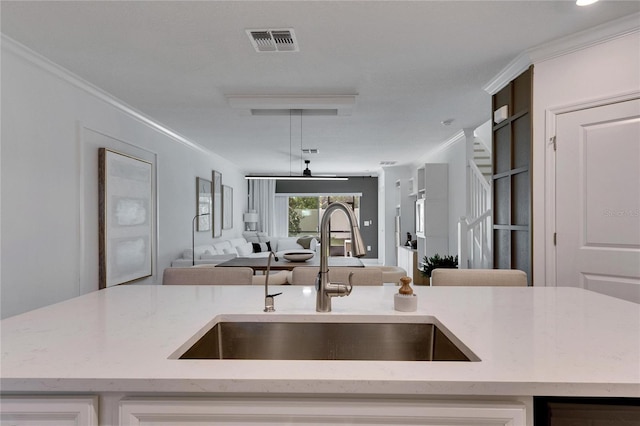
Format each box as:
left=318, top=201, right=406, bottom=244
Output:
left=474, top=120, right=492, bottom=154
left=531, top=30, right=640, bottom=286
left=380, top=166, right=413, bottom=266
left=1, top=38, right=247, bottom=318
left=418, top=133, right=467, bottom=258
left=381, top=134, right=467, bottom=268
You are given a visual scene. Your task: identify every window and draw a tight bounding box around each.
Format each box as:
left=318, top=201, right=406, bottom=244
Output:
left=288, top=196, right=320, bottom=237
left=288, top=195, right=360, bottom=254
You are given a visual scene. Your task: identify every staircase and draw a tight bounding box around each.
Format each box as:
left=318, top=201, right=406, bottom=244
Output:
left=473, top=140, right=491, bottom=184
left=458, top=136, right=492, bottom=269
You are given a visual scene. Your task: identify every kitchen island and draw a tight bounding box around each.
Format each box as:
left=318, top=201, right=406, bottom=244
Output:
left=1, top=285, right=639, bottom=425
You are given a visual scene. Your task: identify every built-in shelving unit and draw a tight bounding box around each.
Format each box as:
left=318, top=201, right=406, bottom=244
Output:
left=407, top=177, right=417, bottom=197
left=416, top=167, right=426, bottom=197
left=415, top=164, right=449, bottom=267
left=393, top=164, right=449, bottom=281
left=394, top=178, right=415, bottom=247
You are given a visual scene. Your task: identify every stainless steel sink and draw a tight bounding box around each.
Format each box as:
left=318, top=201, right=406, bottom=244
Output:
left=176, top=317, right=477, bottom=361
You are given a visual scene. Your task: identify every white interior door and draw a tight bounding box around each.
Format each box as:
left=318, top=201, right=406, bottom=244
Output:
left=555, top=98, right=640, bottom=303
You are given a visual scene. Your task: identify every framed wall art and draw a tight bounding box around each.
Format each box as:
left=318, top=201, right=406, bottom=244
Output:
left=98, top=148, right=153, bottom=289
left=222, top=185, right=233, bottom=229
left=196, top=177, right=212, bottom=231
left=212, top=170, right=222, bottom=237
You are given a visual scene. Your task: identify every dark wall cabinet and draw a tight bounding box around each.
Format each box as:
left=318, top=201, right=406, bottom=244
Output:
left=534, top=397, right=640, bottom=425
left=492, top=66, right=532, bottom=284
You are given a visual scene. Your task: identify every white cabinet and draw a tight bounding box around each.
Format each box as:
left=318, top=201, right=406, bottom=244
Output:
left=0, top=396, right=98, bottom=426
left=119, top=397, right=526, bottom=426
left=397, top=246, right=428, bottom=285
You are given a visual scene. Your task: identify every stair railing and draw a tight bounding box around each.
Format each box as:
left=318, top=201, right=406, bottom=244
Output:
left=459, top=160, right=492, bottom=269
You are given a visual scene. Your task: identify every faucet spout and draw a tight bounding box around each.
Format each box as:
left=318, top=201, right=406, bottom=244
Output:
left=264, top=251, right=282, bottom=312
left=316, top=202, right=365, bottom=312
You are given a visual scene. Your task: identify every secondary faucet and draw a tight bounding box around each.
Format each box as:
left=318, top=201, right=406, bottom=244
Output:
left=264, top=251, right=282, bottom=312
left=316, top=202, right=366, bottom=312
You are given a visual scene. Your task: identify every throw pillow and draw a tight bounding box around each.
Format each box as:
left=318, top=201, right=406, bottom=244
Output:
left=243, top=231, right=260, bottom=243
left=296, top=236, right=315, bottom=249
left=223, top=247, right=238, bottom=255
left=236, top=242, right=254, bottom=256
left=251, top=241, right=272, bottom=253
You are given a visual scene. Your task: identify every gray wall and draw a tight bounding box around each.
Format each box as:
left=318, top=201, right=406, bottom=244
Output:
left=276, top=177, right=378, bottom=258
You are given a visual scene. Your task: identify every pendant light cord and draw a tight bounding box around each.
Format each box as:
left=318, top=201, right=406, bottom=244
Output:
left=289, top=109, right=292, bottom=176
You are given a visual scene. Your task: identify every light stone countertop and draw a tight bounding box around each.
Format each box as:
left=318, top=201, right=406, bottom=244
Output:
left=1, top=285, right=639, bottom=397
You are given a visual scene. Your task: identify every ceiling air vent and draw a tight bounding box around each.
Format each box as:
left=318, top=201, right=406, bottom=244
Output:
left=246, top=29, right=298, bottom=52
left=302, top=148, right=319, bottom=154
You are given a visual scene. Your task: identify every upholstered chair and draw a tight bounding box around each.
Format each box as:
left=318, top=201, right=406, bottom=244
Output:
left=430, top=269, right=527, bottom=286
left=288, top=266, right=383, bottom=286
left=162, top=267, right=254, bottom=285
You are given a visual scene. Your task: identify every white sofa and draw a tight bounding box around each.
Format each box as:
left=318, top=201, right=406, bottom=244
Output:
left=170, top=232, right=319, bottom=267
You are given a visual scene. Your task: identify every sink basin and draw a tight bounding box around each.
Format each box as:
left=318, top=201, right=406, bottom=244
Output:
left=175, top=316, right=477, bottom=361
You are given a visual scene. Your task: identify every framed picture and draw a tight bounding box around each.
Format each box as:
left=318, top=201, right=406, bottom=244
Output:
left=99, top=148, right=153, bottom=289
left=212, top=170, right=222, bottom=237
left=196, top=177, right=212, bottom=231
left=222, top=185, right=233, bottom=229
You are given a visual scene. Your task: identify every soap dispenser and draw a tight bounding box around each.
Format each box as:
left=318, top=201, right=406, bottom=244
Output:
left=394, top=276, right=418, bottom=312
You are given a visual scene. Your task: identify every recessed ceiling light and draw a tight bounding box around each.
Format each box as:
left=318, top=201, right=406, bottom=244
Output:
left=576, top=0, right=598, bottom=6
left=441, top=119, right=454, bottom=126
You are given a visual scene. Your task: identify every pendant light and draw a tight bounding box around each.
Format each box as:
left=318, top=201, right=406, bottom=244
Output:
left=245, top=109, right=348, bottom=181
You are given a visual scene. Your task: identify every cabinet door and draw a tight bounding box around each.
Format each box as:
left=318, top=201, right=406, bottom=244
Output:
left=0, top=396, right=98, bottom=426
left=119, top=397, right=526, bottom=425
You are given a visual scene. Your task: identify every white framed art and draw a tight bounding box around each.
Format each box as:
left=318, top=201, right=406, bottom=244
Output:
left=99, top=148, right=153, bottom=288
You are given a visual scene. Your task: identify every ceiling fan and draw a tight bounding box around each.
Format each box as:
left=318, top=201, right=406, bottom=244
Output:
left=245, top=111, right=347, bottom=180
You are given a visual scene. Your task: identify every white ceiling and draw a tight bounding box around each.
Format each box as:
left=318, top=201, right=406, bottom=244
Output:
left=2, top=1, right=638, bottom=176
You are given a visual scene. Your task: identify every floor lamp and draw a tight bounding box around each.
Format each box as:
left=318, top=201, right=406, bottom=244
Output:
left=192, top=213, right=210, bottom=266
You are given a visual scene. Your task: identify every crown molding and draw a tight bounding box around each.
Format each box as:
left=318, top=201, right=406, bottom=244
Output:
left=412, top=130, right=465, bottom=168
left=1, top=34, right=211, bottom=156
left=483, top=12, right=640, bottom=95
left=482, top=53, right=532, bottom=96
left=528, top=12, right=640, bottom=64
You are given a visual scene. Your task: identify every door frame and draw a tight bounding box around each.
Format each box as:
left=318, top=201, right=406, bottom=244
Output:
left=544, top=90, right=640, bottom=287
